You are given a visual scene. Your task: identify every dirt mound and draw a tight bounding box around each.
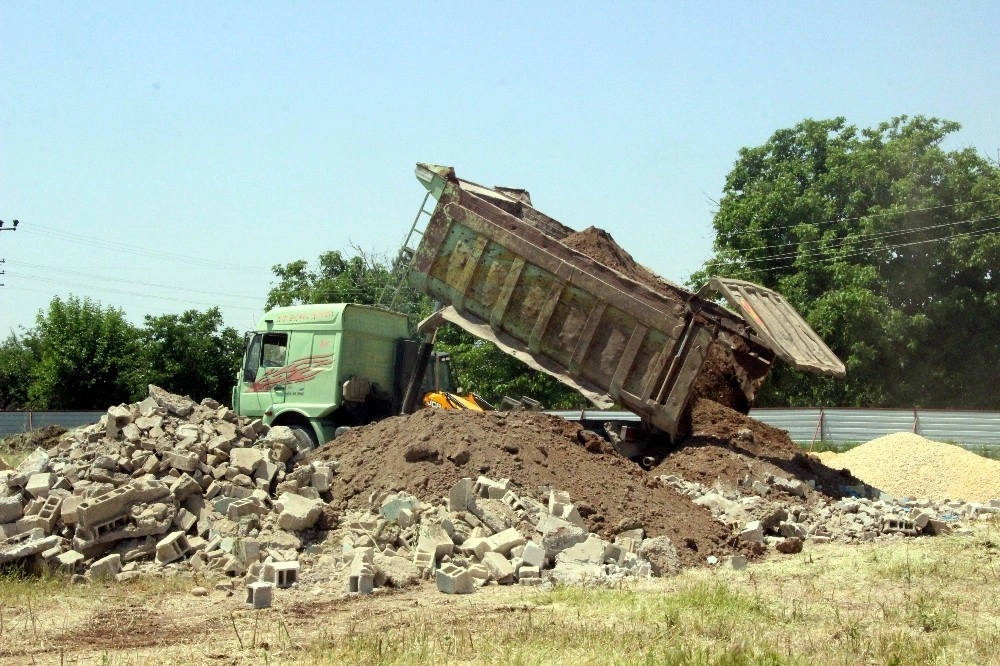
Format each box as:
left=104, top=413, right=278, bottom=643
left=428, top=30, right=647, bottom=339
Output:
left=310, top=408, right=742, bottom=568
left=561, top=226, right=675, bottom=292
left=822, top=433, right=1000, bottom=502
left=652, top=399, right=861, bottom=499
left=1, top=425, right=67, bottom=451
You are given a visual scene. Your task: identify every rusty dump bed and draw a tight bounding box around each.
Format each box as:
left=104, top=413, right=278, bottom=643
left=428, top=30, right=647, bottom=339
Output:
left=408, top=163, right=845, bottom=441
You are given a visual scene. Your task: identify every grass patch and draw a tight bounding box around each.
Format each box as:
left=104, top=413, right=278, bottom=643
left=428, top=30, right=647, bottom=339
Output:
left=4, top=528, right=1000, bottom=665
left=0, top=439, right=31, bottom=467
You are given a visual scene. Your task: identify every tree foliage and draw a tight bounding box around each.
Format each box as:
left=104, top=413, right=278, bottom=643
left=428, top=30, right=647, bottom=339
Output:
left=0, top=332, right=36, bottom=410
left=133, top=308, right=242, bottom=404
left=26, top=296, right=139, bottom=409
left=0, top=299, right=243, bottom=410
left=266, top=247, right=405, bottom=312
left=694, top=116, right=1000, bottom=408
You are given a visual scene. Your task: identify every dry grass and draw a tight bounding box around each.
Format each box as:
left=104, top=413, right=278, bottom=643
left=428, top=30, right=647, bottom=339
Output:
left=2, top=520, right=999, bottom=665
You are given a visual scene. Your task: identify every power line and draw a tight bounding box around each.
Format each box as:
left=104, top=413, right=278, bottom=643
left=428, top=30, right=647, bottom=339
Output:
left=7, top=261, right=264, bottom=302
left=711, top=224, right=1000, bottom=275
left=718, top=213, right=1000, bottom=265
left=20, top=224, right=274, bottom=275
left=721, top=194, right=1000, bottom=238
left=3, top=273, right=265, bottom=312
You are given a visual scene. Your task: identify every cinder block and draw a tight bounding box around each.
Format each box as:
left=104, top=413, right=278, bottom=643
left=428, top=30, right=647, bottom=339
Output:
left=246, top=581, right=274, bottom=609
left=77, top=485, right=137, bottom=529
left=449, top=478, right=473, bottom=512
left=311, top=465, right=333, bottom=492
left=226, top=497, right=268, bottom=521
left=740, top=521, right=764, bottom=543
left=0, top=496, right=25, bottom=524
left=155, top=531, right=191, bottom=564
left=518, top=565, right=541, bottom=580
left=60, top=495, right=84, bottom=525
left=173, top=508, right=198, bottom=532
left=521, top=541, right=546, bottom=568
left=25, top=473, right=55, bottom=499
left=236, top=538, right=261, bottom=565
left=55, top=549, right=85, bottom=574
left=262, top=560, right=299, bottom=588
left=89, top=553, right=122, bottom=580
left=170, top=473, right=202, bottom=502
left=165, top=450, right=199, bottom=472
left=436, top=563, right=474, bottom=594
left=416, top=524, right=454, bottom=560
left=475, top=476, right=510, bottom=500
left=34, top=495, right=62, bottom=533
left=487, top=527, right=526, bottom=556
left=481, top=552, right=516, bottom=584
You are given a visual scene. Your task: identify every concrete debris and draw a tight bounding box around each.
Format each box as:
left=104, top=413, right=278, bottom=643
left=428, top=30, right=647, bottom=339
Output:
left=0, top=385, right=991, bottom=604
left=661, top=471, right=989, bottom=547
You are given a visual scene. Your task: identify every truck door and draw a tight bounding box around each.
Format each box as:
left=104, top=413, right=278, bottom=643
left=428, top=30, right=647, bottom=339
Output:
left=261, top=333, right=289, bottom=408
left=237, top=332, right=290, bottom=417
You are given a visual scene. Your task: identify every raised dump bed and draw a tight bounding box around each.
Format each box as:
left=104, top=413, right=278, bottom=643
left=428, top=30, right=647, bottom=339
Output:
left=408, top=163, right=844, bottom=441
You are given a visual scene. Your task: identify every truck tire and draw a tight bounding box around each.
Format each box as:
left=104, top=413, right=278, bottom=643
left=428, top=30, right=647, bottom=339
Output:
left=288, top=424, right=318, bottom=451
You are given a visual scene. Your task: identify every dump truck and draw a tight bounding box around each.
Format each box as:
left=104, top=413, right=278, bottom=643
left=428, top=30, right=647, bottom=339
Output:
left=232, top=163, right=844, bottom=449
left=407, top=163, right=845, bottom=442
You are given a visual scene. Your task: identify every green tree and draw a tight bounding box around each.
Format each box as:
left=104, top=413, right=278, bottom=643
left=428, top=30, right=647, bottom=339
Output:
left=136, top=307, right=243, bottom=404
left=266, top=247, right=406, bottom=312
left=695, top=116, right=1000, bottom=408
left=28, top=296, right=139, bottom=409
left=0, top=331, right=37, bottom=409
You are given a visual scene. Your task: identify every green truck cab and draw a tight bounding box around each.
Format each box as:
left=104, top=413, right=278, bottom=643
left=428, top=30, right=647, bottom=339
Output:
left=232, top=303, right=441, bottom=447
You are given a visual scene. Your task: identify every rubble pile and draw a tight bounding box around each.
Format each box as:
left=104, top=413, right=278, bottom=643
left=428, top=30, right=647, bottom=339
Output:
left=1, top=385, right=997, bottom=606
left=0, top=386, right=336, bottom=584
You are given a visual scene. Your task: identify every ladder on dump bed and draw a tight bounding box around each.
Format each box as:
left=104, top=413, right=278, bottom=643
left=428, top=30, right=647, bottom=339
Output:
left=379, top=190, right=435, bottom=310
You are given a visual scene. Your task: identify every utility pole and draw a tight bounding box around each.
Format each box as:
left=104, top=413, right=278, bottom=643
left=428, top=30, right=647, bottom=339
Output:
left=0, top=219, right=21, bottom=287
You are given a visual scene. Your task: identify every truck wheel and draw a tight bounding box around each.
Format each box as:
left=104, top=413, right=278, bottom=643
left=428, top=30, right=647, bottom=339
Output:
left=334, top=426, right=352, bottom=438
left=288, top=424, right=318, bottom=451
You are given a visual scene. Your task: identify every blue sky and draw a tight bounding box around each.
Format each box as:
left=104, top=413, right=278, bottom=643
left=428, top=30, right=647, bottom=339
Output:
left=1, top=2, right=997, bottom=335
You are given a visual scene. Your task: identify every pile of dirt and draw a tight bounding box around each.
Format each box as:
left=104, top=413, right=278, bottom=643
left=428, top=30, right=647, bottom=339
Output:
left=1, top=425, right=67, bottom=453
left=309, top=401, right=874, bottom=567
left=652, top=399, right=861, bottom=500
left=820, top=433, right=1000, bottom=502
left=310, top=408, right=743, bottom=568
left=560, top=226, right=685, bottom=298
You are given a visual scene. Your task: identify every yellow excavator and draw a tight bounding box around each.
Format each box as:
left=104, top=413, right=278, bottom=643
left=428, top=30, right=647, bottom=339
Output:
left=419, top=351, right=492, bottom=411
left=420, top=351, right=540, bottom=413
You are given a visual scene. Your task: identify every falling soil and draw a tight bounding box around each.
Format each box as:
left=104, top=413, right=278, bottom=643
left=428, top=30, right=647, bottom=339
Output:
left=560, top=225, right=751, bottom=417
left=651, top=399, right=862, bottom=501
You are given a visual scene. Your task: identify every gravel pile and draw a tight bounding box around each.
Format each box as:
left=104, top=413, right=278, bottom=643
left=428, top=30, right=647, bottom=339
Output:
left=819, top=433, right=1000, bottom=502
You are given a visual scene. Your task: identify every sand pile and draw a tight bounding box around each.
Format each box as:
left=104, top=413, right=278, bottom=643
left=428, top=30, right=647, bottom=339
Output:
left=820, top=433, right=1000, bottom=502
